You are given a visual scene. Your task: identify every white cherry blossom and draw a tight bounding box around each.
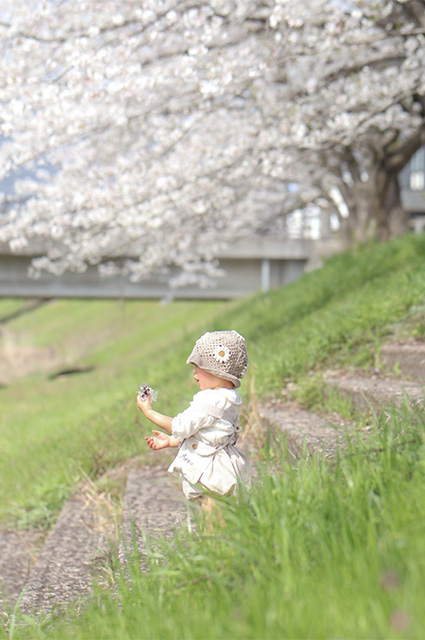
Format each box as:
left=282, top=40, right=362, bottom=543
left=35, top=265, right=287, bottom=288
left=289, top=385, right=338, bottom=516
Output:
left=0, top=0, right=423, bottom=283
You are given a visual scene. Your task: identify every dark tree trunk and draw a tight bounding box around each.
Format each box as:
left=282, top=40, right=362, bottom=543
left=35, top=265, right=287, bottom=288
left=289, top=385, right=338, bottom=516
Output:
left=338, top=174, right=384, bottom=246
left=337, top=142, right=420, bottom=247
left=374, top=167, right=409, bottom=241
left=332, top=121, right=425, bottom=247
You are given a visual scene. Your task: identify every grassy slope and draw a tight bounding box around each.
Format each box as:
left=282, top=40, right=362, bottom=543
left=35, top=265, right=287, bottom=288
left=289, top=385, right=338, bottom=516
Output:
left=2, top=232, right=425, bottom=639
left=0, top=298, right=227, bottom=526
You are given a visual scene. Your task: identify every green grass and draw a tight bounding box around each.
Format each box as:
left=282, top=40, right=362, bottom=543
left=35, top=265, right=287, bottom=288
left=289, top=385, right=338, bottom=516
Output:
left=0, top=298, right=32, bottom=322
left=229, top=232, right=425, bottom=397
left=11, top=406, right=425, bottom=640
left=1, top=231, right=425, bottom=638
left=0, top=298, right=226, bottom=526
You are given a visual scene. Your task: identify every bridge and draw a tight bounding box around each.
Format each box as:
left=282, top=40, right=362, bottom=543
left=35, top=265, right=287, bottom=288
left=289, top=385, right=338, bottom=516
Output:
left=1, top=145, right=424, bottom=300
left=0, top=235, right=341, bottom=300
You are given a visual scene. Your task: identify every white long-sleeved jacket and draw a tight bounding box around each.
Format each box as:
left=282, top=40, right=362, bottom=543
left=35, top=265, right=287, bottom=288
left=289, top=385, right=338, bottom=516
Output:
left=168, top=387, right=249, bottom=497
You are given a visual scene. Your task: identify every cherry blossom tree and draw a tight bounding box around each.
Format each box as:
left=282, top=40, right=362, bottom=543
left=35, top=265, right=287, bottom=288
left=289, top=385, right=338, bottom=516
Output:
left=267, top=0, right=425, bottom=243
left=0, top=0, right=424, bottom=283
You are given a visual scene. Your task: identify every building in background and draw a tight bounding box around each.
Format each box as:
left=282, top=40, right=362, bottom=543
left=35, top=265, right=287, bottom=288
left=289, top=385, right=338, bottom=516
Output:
left=400, top=146, right=425, bottom=232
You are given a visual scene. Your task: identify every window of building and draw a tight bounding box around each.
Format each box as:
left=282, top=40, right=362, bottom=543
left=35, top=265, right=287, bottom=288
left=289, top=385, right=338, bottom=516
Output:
left=409, top=148, right=425, bottom=191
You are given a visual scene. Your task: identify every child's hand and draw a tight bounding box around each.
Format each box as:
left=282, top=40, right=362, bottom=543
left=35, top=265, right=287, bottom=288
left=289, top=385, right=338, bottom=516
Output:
left=145, top=430, right=170, bottom=450
left=137, top=392, right=152, bottom=415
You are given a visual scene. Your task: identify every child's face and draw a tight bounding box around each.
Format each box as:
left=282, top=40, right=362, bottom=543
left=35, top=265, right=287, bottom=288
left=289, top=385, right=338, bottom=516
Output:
left=192, top=366, right=232, bottom=391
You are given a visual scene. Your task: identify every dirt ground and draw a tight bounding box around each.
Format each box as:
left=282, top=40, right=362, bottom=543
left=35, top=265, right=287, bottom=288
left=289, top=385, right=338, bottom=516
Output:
left=0, top=343, right=64, bottom=385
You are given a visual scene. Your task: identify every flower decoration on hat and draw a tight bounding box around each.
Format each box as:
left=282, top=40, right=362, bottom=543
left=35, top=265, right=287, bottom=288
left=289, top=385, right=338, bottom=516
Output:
left=213, top=344, right=231, bottom=364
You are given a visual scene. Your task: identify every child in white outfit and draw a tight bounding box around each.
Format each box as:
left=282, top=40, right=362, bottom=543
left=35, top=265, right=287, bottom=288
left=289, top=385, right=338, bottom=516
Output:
left=136, top=330, right=250, bottom=509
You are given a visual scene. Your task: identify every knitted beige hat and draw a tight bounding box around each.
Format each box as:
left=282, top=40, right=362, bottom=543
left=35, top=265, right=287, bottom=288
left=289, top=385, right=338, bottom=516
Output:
left=187, top=330, right=248, bottom=388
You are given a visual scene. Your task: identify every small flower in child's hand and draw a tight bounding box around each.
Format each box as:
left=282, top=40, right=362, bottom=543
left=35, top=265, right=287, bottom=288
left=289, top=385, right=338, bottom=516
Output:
left=213, top=345, right=230, bottom=363
left=138, top=383, right=158, bottom=402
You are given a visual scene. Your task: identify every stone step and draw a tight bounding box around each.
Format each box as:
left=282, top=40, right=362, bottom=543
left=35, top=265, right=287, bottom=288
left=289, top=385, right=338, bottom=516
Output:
left=258, top=403, right=354, bottom=461
left=381, top=342, right=425, bottom=383
left=18, top=489, right=114, bottom=617
left=119, top=465, right=189, bottom=572
left=0, top=529, right=44, bottom=617
left=324, top=372, right=424, bottom=414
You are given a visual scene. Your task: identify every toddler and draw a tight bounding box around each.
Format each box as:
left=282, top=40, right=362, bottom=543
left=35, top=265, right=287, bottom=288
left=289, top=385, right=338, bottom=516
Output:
left=136, top=330, right=250, bottom=511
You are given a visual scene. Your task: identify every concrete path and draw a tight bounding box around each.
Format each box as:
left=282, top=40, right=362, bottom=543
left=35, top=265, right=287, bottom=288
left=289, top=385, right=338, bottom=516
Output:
left=258, top=403, right=354, bottom=461
left=324, top=372, right=424, bottom=412
left=18, top=493, right=112, bottom=617
left=381, top=341, right=425, bottom=382
left=119, top=465, right=190, bottom=572
left=0, top=530, right=44, bottom=615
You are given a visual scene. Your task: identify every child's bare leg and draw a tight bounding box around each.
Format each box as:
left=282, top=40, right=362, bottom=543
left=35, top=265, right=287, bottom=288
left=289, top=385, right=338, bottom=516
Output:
left=201, top=496, right=215, bottom=514
left=201, top=496, right=225, bottom=530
